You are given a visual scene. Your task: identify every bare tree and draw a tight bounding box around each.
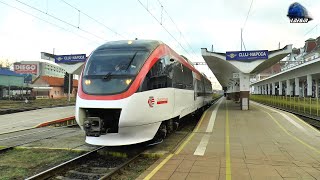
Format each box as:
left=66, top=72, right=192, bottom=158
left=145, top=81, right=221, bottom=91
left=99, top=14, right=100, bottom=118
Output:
left=5, top=59, right=12, bottom=68
left=0, top=59, right=13, bottom=68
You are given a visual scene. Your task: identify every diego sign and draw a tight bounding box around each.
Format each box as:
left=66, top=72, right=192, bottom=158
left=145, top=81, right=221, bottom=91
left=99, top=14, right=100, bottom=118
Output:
left=14, top=64, right=37, bottom=74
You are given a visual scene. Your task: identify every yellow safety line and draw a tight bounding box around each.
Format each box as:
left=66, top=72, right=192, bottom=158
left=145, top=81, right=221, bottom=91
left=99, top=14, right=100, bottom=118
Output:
left=143, top=154, right=174, bottom=180
left=225, top=100, right=231, bottom=180
left=143, top=104, right=214, bottom=180
left=252, top=101, right=320, bottom=136
left=174, top=109, right=209, bottom=155
left=0, top=127, right=35, bottom=136
left=255, top=104, right=320, bottom=154
left=290, top=114, right=320, bottom=135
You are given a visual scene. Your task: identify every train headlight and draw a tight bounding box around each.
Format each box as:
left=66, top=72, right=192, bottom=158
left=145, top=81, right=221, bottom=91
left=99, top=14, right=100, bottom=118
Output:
left=85, top=79, right=91, bottom=85
left=128, top=40, right=133, bottom=44
left=125, top=79, right=132, bottom=85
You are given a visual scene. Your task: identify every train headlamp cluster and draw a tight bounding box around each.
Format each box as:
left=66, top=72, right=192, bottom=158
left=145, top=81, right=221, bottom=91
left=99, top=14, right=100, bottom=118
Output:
left=125, top=79, right=132, bottom=85
left=85, top=79, right=91, bottom=85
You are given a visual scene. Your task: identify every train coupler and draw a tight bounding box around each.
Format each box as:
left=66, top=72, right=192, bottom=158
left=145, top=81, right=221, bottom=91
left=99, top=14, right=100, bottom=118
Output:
left=84, top=117, right=105, bottom=137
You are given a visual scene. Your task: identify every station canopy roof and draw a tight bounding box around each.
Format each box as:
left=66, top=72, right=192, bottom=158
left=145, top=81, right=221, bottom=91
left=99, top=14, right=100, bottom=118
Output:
left=201, top=45, right=292, bottom=88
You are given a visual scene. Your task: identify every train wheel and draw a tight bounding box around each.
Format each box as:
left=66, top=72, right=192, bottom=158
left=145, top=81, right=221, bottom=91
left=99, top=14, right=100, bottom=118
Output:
left=148, top=123, right=167, bottom=146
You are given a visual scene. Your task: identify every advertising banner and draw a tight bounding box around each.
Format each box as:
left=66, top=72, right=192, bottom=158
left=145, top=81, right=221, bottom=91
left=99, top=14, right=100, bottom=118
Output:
left=14, top=63, right=37, bottom=74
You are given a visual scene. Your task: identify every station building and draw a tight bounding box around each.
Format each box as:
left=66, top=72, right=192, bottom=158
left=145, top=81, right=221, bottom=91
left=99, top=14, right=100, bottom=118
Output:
left=14, top=59, right=66, bottom=79
left=0, top=68, right=30, bottom=99
left=31, top=76, right=78, bottom=99
left=251, top=38, right=320, bottom=98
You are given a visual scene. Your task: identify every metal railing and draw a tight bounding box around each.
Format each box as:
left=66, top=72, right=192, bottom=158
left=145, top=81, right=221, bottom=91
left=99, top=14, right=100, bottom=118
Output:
left=251, top=95, right=320, bottom=117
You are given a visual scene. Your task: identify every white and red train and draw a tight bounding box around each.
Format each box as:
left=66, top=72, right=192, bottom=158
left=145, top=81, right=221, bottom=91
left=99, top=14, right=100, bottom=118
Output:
left=76, top=40, right=213, bottom=146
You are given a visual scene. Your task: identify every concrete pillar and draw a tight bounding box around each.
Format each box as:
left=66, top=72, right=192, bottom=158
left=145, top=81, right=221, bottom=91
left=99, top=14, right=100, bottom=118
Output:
left=279, top=81, right=283, bottom=96
left=239, top=73, right=250, bottom=110
left=272, top=82, right=275, bottom=95
left=235, top=81, right=240, bottom=101
left=307, top=74, right=312, bottom=97
left=268, top=83, right=272, bottom=95
left=295, top=77, right=299, bottom=97
left=226, top=86, right=232, bottom=100
left=286, top=79, right=290, bottom=96
left=315, top=79, right=319, bottom=98
left=302, top=81, right=305, bottom=97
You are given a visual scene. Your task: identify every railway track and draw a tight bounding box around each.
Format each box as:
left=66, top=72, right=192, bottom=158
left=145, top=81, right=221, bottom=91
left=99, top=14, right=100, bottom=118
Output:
left=24, top=109, right=208, bottom=180
left=26, top=145, right=146, bottom=180
left=0, top=126, right=79, bottom=154
left=24, top=98, right=221, bottom=179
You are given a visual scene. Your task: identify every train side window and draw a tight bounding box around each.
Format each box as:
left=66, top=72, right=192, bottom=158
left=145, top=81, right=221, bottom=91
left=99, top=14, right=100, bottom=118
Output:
left=138, top=57, right=173, bottom=92
left=183, top=66, right=193, bottom=90
left=172, top=62, right=184, bottom=89
left=196, top=79, right=204, bottom=96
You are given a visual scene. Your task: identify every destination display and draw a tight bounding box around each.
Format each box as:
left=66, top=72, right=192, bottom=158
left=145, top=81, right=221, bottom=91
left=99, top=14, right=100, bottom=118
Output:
left=226, top=50, right=268, bottom=61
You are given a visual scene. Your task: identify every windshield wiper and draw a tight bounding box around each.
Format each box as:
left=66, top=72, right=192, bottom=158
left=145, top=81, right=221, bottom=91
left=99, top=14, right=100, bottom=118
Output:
left=103, top=72, right=112, bottom=80
left=125, top=51, right=138, bottom=71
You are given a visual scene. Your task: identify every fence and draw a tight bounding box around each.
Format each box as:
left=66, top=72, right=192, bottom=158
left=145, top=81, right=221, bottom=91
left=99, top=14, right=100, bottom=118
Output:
left=251, top=95, right=320, bottom=117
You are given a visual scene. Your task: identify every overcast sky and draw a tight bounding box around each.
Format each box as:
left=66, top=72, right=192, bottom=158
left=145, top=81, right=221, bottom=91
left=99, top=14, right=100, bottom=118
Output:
left=0, top=0, right=319, bottom=89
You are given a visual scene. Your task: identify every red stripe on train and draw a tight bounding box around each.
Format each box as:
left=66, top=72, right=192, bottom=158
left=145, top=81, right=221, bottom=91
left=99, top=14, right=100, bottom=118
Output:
left=78, top=43, right=203, bottom=100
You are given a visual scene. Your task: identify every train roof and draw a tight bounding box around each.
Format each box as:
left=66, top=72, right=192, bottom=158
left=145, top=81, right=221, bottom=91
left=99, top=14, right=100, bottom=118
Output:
left=180, top=55, right=195, bottom=67
left=97, top=40, right=162, bottom=51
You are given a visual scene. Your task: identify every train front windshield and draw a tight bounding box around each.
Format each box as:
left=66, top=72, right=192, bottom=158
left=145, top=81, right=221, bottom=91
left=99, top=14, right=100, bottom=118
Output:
left=82, top=49, right=150, bottom=95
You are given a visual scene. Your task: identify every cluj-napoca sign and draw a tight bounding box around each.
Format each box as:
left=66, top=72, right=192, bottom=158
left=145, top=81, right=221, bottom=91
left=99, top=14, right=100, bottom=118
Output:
left=226, top=50, right=268, bottom=61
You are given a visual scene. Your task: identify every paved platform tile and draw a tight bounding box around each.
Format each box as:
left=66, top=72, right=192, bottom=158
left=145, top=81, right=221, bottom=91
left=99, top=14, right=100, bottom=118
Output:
left=168, top=172, right=188, bottom=180
left=193, top=159, right=220, bottom=167
left=189, top=165, right=220, bottom=174
left=151, top=170, right=174, bottom=180
left=186, top=172, right=219, bottom=180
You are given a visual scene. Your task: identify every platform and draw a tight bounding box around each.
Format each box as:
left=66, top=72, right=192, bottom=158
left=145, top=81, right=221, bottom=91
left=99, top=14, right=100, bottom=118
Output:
left=138, top=97, right=320, bottom=180
left=0, top=106, right=75, bottom=134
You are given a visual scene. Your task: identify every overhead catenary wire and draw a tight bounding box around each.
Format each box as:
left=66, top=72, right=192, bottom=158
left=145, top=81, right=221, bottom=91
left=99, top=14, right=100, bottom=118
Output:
left=241, top=0, right=254, bottom=51
left=59, top=0, right=127, bottom=39
left=304, top=24, right=319, bottom=36
left=137, top=0, right=194, bottom=60
left=0, top=0, right=100, bottom=45
left=242, top=0, right=254, bottom=30
left=156, top=0, right=200, bottom=61
left=242, top=38, right=247, bottom=51
left=15, top=0, right=106, bottom=41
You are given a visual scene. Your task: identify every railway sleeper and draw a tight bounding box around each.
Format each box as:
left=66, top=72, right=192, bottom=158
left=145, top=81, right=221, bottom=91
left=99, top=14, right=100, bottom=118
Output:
left=65, top=170, right=105, bottom=179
